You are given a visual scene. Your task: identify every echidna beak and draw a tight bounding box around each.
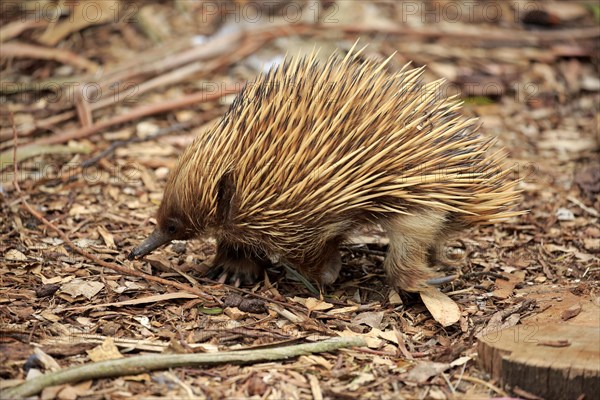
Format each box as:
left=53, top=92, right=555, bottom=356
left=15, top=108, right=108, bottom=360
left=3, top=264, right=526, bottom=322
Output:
left=128, top=228, right=172, bottom=260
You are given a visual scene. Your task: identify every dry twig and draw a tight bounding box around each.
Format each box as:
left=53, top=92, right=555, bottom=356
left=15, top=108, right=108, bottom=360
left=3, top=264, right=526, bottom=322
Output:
left=3, top=337, right=366, bottom=399
left=1, top=41, right=99, bottom=72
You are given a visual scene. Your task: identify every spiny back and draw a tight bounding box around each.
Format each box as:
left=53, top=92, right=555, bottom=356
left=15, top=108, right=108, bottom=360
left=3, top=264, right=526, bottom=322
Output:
left=165, top=46, right=519, bottom=251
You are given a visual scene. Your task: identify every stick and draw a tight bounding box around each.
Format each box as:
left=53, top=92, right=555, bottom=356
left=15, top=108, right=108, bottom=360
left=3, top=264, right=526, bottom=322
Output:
left=0, top=41, right=99, bottom=73
left=3, top=337, right=365, bottom=399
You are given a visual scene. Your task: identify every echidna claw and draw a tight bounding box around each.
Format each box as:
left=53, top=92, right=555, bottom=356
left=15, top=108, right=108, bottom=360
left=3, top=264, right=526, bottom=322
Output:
left=426, top=274, right=458, bottom=286
left=205, top=265, right=225, bottom=281
left=205, top=259, right=264, bottom=286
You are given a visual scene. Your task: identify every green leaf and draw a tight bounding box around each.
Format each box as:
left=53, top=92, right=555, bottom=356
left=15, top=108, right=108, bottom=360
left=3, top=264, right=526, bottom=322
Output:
left=198, top=306, right=223, bottom=315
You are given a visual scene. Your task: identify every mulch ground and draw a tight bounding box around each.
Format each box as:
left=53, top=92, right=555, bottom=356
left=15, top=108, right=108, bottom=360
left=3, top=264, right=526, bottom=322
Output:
left=1, top=1, right=598, bottom=399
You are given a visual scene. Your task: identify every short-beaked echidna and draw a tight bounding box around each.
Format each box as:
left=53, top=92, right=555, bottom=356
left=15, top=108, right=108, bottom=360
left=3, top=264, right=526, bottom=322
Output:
left=129, top=45, right=521, bottom=292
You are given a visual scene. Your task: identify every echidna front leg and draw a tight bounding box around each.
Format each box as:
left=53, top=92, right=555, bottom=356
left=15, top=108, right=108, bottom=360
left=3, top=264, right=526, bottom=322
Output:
left=209, top=241, right=268, bottom=286
left=382, top=211, right=447, bottom=292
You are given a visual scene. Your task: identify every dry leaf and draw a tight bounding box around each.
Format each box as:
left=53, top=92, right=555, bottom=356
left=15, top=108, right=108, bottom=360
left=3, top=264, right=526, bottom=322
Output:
left=40, top=311, right=62, bottom=322
left=388, top=289, right=402, bottom=306
left=338, top=328, right=382, bottom=349
left=97, top=226, right=115, bottom=248
left=87, top=338, right=123, bottom=362
left=583, top=239, right=600, bottom=252
left=449, top=356, right=471, bottom=367
left=326, top=306, right=359, bottom=315
left=61, top=279, right=104, bottom=300
left=404, top=361, right=450, bottom=383
left=420, top=287, right=461, bottom=327
left=33, top=347, right=61, bottom=371
left=5, top=249, right=27, bottom=261
left=224, top=307, right=246, bottom=320
left=301, top=355, right=333, bottom=370
left=291, top=297, right=333, bottom=313
left=370, top=328, right=400, bottom=345
left=305, top=297, right=334, bottom=312
left=56, top=381, right=93, bottom=400
left=352, top=311, right=384, bottom=329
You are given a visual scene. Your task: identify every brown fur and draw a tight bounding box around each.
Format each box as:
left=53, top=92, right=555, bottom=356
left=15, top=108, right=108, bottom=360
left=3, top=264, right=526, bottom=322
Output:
left=382, top=211, right=448, bottom=291
left=142, top=43, right=522, bottom=291
left=213, top=241, right=269, bottom=285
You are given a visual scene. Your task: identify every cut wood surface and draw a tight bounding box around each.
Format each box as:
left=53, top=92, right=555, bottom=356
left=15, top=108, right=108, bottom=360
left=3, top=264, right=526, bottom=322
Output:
left=478, top=324, right=600, bottom=400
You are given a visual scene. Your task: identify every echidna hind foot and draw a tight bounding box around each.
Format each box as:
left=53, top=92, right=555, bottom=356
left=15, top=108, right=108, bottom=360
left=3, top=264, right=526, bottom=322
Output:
left=383, top=211, right=448, bottom=292
left=209, top=241, right=269, bottom=286
left=316, top=240, right=343, bottom=286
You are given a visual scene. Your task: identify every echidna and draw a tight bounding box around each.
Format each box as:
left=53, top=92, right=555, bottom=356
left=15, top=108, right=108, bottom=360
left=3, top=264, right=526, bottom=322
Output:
left=129, top=44, right=520, bottom=292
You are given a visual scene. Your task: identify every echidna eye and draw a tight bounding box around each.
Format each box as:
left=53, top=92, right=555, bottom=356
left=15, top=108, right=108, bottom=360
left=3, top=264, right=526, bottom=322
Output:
left=167, top=224, right=177, bottom=234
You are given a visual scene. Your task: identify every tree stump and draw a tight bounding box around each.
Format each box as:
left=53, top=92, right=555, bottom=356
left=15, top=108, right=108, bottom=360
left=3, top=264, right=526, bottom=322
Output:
left=478, top=324, right=600, bottom=400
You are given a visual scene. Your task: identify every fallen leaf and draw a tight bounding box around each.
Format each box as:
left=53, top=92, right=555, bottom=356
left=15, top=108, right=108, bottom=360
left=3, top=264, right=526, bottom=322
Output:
left=347, top=373, right=376, bottom=391
left=338, top=328, right=382, bottom=349
left=305, top=297, right=334, bottom=312
left=404, top=361, right=450, bottom=383
left=420, top=287, right=461, bottom=327
left=224, top=307, right=246, bottom=320
left=61, top=279, right=104, bottom=300
left=291, top=297, right=334, bottom=313
left=5, top=249, right=27, bottom=261
left=352, top=311, right=384, bottom=329
left=97, top=226, right=115, bottom=248
left=40, top=311, right=62, bottom=322
left=87, top=338, right=123, bottom=362
left=144, top=254, right=173, bottom=272
left=198, top=307, right=223, bottom=315
left=326, top=306, right=359, bottom=315
left=583, top=238, right=600, bottom=252
left=33, top=347, right=61, bottom=371
left=370, top=328, right=400, bottom=345
left=388, top=289, right=402, bottom=306
left=449, top=356, right=472, bottom=367
left=542, top=2, right=590, bottom=21
left=60, top=292, right=199, bottom=312
left=301, top=355, right=333, bottom=370
left=56, top=381, right=93, bottom=400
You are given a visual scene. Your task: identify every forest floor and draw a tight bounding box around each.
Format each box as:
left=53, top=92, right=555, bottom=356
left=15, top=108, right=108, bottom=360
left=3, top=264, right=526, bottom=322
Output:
left=1, top=1, right=599, bottom=399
